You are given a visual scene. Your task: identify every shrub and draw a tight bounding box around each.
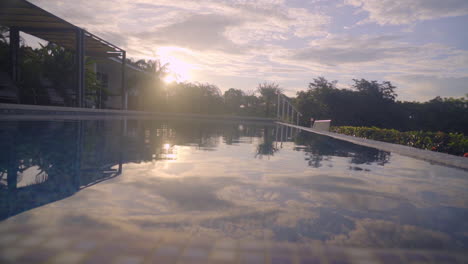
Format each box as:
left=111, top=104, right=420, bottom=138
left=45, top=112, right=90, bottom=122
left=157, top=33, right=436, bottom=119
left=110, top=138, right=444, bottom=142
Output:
left=330, top=126, right=467, bottom=156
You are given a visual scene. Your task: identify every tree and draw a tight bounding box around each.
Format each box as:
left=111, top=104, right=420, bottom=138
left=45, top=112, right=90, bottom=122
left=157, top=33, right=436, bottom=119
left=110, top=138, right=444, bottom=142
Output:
left=18, top=43, right=103, bottom=106
left=132, top=59, right=169, bottom=78
left=0, top=26, right=8, bottom=73
left=296, top=77, right=401, bottom=128
left=223, top=88, right=244, bottom=114
left=352, top=79, right=397, bottom=102
left=257, top=82, right=282, bottom=117
left=296, top=77, right=338, bottom=125
left=309, top=76, right=337, bottom=91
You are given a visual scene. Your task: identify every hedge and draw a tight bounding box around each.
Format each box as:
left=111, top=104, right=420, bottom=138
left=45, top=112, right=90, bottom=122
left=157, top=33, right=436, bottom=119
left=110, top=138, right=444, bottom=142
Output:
left=330, top=126, right=468, bottom=157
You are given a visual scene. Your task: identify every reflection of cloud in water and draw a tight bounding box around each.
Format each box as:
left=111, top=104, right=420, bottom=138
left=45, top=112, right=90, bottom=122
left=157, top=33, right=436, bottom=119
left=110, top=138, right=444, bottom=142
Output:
left=11, top=158, right=467, bottom=250
left=2, top=120, right=468, bottom=251
left=60, top=214, right=114, bottom=230
left=128, top=177, right=235, bottom=211
left=285, top=178, right=405, bottom=202
left=273, top=209, right=355, bottom=242
left=328, top=219, right=453, bottom=249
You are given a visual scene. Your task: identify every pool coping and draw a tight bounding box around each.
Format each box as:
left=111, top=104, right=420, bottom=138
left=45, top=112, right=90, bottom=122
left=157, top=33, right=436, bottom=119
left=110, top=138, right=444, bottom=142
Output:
left=0, top=103, right=275, bottom=123
left=278, top=122, right=468, bottom=170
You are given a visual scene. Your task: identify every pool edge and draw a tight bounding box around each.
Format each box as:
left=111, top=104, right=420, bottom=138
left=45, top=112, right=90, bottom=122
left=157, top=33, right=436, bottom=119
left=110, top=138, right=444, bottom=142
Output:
left=278, top=122, right=468, bottom=170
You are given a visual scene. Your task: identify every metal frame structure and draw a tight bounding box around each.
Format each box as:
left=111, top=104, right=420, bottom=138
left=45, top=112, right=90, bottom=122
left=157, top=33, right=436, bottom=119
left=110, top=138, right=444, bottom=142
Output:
left=277, top=92, right=301, bottom=125
left=0, top=0, right=128, bottom=109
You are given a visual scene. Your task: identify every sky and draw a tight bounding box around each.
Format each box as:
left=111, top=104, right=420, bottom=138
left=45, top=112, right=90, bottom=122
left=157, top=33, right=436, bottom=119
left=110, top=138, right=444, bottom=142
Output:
left=28, top=0, right=468, bottom=101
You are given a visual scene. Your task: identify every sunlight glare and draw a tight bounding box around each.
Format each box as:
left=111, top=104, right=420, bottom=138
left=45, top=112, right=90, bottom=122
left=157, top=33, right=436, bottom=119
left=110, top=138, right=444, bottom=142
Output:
left=158, top=47, right=193, bottom=83
left=164, top=74, right=177, bottom=84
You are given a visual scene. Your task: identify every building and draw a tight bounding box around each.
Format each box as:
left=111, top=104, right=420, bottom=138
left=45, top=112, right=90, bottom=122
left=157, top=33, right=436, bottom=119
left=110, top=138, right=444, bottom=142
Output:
left=0, top=0, right=146, bottom=110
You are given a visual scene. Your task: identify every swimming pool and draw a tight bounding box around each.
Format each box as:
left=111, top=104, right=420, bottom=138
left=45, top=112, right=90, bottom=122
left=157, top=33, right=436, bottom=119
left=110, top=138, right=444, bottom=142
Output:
left=1, top=118, right=467, bottom=263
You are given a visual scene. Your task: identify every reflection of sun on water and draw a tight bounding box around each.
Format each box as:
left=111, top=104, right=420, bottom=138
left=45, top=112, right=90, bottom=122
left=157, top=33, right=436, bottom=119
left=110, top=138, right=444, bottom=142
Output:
left=158, top=47, right=193, bottom=83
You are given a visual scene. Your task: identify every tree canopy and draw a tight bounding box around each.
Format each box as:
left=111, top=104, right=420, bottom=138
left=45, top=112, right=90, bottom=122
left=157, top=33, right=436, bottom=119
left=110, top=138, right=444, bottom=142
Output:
left=296, top=77, right=467, bottom=134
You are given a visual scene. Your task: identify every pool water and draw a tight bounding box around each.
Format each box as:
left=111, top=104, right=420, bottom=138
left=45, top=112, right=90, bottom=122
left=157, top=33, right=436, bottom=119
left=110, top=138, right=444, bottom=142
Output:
left=1, top=118, right=467, bottom=263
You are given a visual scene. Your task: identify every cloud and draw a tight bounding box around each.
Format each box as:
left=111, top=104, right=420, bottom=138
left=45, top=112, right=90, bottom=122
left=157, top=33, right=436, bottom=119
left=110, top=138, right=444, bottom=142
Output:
left=30, top=0, right=330, bottom=50
left=28, top=0, right=330, bottom=82
left=275, top=34, right=468, bottom=84
left=345, top=0, right=468, bottom=25
left=25, top=0, right=468, bottom=101
left=390, top=74, right=468, bottom=101
left=283, top=34, right=423, bottom=66
left=134, top=14, right=245, bottom=53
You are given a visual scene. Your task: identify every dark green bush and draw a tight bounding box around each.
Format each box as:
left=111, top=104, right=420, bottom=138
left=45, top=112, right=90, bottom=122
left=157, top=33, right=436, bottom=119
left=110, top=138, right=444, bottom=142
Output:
left=330, top=126, right=468, bottom=156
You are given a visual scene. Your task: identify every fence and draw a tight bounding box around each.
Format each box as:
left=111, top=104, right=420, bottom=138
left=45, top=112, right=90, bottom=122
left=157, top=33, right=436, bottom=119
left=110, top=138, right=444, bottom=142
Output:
left=276, top=92, right=301, bottom=125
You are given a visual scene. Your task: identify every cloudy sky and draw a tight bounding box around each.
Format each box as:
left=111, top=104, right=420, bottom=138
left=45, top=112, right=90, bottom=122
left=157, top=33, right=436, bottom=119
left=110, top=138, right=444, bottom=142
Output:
left=29, top=0, right=468, bottom=101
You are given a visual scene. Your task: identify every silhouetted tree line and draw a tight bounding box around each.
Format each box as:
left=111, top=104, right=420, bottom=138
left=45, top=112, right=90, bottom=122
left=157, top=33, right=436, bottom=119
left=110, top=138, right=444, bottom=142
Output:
left=296, top=77, right=468, bottom=134
left=129, top=60, right=282, bottom=116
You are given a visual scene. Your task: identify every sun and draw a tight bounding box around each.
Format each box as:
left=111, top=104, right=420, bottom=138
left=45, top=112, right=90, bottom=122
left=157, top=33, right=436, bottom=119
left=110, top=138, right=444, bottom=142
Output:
left=158, top=47, right=193, bottom=83
left=163, top=74, right=177, bottom=84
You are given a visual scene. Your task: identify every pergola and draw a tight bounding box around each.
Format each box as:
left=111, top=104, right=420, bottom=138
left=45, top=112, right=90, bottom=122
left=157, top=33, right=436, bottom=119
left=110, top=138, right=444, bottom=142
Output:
left=0, top=0, right=127, bottom=109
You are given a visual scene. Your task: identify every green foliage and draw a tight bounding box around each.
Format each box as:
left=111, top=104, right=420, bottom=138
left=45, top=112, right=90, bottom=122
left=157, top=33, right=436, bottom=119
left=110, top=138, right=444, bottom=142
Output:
left=163, top=82, right=224, bottom=114
left=223, top=88, right=245, bottom=115
left=0, top=41, right=104, bottom=106
left=331, top=126, right=468, bottom=156
left=0, top=26, right=9, bottom=73
left=256, top=82, right=282, bottom=117
left=85, top=58, right=108, bottom=107
left=398, top=96, right=468, bottom=134
left=296, top=77, right=468, bottom=135
left=352, top=78, right=397, bottom=102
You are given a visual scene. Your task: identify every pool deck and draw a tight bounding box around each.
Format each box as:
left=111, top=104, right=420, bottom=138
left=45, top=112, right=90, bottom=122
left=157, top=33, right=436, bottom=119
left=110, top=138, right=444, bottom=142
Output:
left=279, top=122, right=468, bottom=170
left=0, top=103, right=275, bottom=123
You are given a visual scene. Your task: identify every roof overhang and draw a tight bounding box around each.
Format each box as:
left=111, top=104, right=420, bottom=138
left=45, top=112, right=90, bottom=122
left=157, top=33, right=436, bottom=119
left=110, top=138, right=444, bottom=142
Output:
left=0, top=0, right=125, bottom=57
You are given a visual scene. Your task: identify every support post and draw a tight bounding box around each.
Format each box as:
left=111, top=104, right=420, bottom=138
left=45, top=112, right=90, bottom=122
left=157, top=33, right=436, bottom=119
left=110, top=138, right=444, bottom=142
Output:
left=9, top=27, right=20, bottom=84
left=286, top=101, right=290, bottom=123
left=75, top=29, right=85, bottom=107
left=275, top=123, right=278, bottom=148
left=277, top=92, right=280, bottom=119
left=291, top=105, right=294, bottom=124
left=280, top=124, right=284, bottom=147
left=121, top=51, right=127, bottom=110
left=297, top=112, right=300, bottom=125
left=282, top=96, right=285, bottom=121
left=118, top=119, right=125, bottom=174
left=74, top=120, right=83, bottom=189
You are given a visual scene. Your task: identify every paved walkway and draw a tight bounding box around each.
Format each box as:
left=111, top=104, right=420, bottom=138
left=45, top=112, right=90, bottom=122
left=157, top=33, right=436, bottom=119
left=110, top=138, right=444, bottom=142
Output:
left=278, top=122, right=468, bottom=170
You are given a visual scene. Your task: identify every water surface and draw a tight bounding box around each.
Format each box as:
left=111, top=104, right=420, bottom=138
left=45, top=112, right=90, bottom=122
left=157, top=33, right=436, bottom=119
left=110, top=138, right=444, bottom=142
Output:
left=1, top=118, right=467, bottom=262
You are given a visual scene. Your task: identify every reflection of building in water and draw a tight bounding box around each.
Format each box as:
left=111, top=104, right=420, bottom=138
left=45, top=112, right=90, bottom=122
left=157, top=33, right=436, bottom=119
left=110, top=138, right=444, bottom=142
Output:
left=151, top=125, right=178, bottom=160
left=0, top=119, right=274, bottom=220
left=0, top=120, right=123, bottom=220
left=155, top=143, right=177, bottom=160
left=123, top=121, right=179, bottom=162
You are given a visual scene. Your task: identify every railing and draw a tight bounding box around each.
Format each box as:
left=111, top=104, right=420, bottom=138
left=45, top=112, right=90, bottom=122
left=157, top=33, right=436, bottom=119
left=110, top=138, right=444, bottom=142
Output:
left=276, top=92, right=302, bottom=125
